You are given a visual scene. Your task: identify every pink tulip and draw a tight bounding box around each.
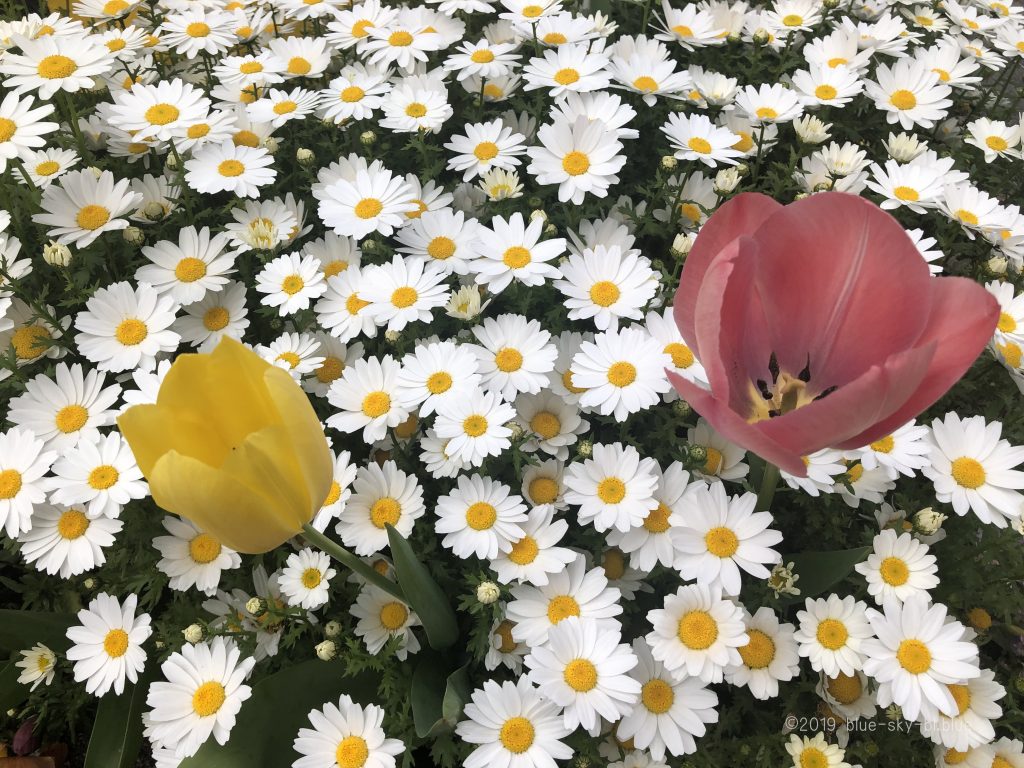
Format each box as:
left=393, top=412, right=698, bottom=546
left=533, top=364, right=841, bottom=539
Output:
left=670, top=192, right=999, bottom=477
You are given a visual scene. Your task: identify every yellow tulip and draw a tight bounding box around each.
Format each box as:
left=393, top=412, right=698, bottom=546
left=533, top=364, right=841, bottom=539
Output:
left=117, top=337, right=333, bottom=554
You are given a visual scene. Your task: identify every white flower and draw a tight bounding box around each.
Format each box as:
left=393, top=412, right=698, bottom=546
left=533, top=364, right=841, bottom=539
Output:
left=255, top=252, right=327, bottom=317
left=293, top=694, right=406, bottom=768
left=350, top=586, right=421, bottom=661
left=435, top=473, right=527, bottom=560
left=555, top=245, right=658, bottom=331
left=19, top=503, right=122, bottom=578
left=327, top=356, right=409, bottom=444
left=153, top=516, right=240, bottom=597
left=571, top=326, right=672, bottom=421
left=15, top=643, right=56, bottom=691
left=337, top=461, right=424, bottom=556
left=33, top=169, right=142, bottom=248
left=526, top=115, right=626, bottom=204
left=564, top=442, right=659, bottom=533
left=279, top=548, right=336, bottom=610
left=49, top=432, right=148, bottom=520
left=855, top=528, right=939, bottom=604
left=725, top=607, right=800, bottom=700
left=470, top=313, right=557, bottom=401
left=793, top=594, right=873, bottom=677
left=433, top=389, right=516, bottom=467
left=66, top=592, right=152, bottom=696
left=0, top=427, right=56, bottom=538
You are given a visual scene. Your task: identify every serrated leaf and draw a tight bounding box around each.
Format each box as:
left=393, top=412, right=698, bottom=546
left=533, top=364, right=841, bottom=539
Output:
left=781, top=547, right=871, bottom=603
left=178, top=661, right=378, bottom=768
left=0, top=610, right=75, bottom=653
left=83, top=667, right=154, bottom=768
left=386, top=525, right=459, bottom=650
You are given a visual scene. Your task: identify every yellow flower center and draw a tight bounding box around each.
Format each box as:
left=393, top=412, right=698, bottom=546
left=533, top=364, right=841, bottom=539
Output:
left=388, top=30, right=413, bottom=46
left=597, top=477, right=626, bottom=504
left=800, top=748, right=829, bottom=768
left=276, top=275, right=303, bottom=297
left=37, top=55, right=78, bottom=79
left=316, top=357, right=344, bottom=384
left=502, top=246, right=531, bottom=268
left=88, top=464, right=120, bottom=490
left=755, top=106, right=778, bottom=120
left=76, top=204, right=111, bottom=230
left=322, top=480, right=342, bottom=508
left=462, top=414, right=488, bottom=436
left=994, top=758, right=1015, bottom=768
left=192, top=681, right=226, bottom=716
left=473, top=141, right=499, bottom=161
left=234, top=130, right=259, bottom=147
left=602, top=547, right=625, bottom=580
left=738, top=629, right=775, bottom=669
left=323, top=261, right=348, bottom=278
left=0, top=118, right=18, bottom=143
left=301, top=568, right=322, bottom=589
left=483, top=84, right=504, bottom=99
left=276, top=351, right=301, bottom=370
left=589, top=280, right=620, bottom=307
left=471, top=49, right=495, bottom=63
left=561, top=151, right=590, bottom=176
left=103, top=628, right=129, bottom=658
left=687, top=137, right=712, bottom=154
left=499, top=717, right=534, bottom=753
left=405, top=102, right=427, bottom=118
left=546, top=594, right=580, bottom=624
left=633, top=75, right=658, bottom=92
left=563, top=658, right=598, bottom=692
left=426, top=236, right=456, bottom=261
left=889, top=89, right=917, bottom=110
left=115, top=318, right=148, bottom=346
left=814, top=84, right=838, bottom=100
left=53, top=404, right=89, bottom=437
left=186, top=21, right=210, bottom=37
left=998, top=312, right=1017, bottom=333
left=662, top=342, right=694, bottom=369
left=998, top=342, right=1021, bottom=368
left=145, top=103, right=180, bottom=126
left=218, top=159, right=245, bottom=177
left=733, top=131, right=754, bottom=152
left=11, top=325, right=51, bottom=359
left=677, top=610, right=718, bottom=650
left=705, top=526, right=739, bottom=557
left=896, top=638, right=931, bottom=674
left=641, top=678, right=674, bottom=714
left=945, top=749, right=968, bottom=765
left=390, top=286, right=418, bottom=308
left=827, top=672, right=863, bottom=704
left=336, top=736, right=369, bottom=768
left=354, top=198, right=383, bottom=219
left=523, top=4, right=543, bottom=16
left=530, top=411, right=561, bottom=440
left=543, top=32, right=567, bottom=44
left=643, top=503, right=672, bottom=533
left=816, top=618, right=849, bottom=650
left=845, top=462, right=864, bottom=484
left=35, top=160, right=60, bottom=176
left=173, top=257, right=207, bottom=283
left=369, top=497, right=401, bottom=528
left=0, top=469, right=22, bottom=499
left=103, top=0, right=128, bottom=13
left=57, top=509, right=90, bottom=539
left=956, top=209, right=979, bottom=226
left=561, top=369, right=585, bottom=393
left=203, top=306, right=230, bottom=331
left=702, top=446, right=724, bottom=475
left=672, top=24, right=694, bottom=36
left=465, top=501, right=497, bottom=530
left=967, top=607, right=992, bottom=630
left=273, top=100, right=297, bottom=116
left=238, top=61, right=263, bottom=75
left=407, top=199, right=428, bottom=219
left=951, top=457, right=986, bottom=489
left=287, top=57, right=312, bottom=75
left=495, top=347, right=523, bottom=372
left=554, top=68, right=580, bottom=85
left=379, top=601, right=408, bottom=630
left=606, top=361, right=637, bottom=387
left=987, top=135, right=1009, bottom=151
left=933, top=67, right=951, bottom=82
left=361, top=391, right=391, bottom=418
left=423, top=371, right=452, bottom=395
left=529, top=477, right=558, bottom=505
left=879, top=556, right=909, bottom=586
left=948, top=683, right=971, bottom=715
left=508, top=535, right=539, bottom=564
left=189, top=533, right=222, bottom=564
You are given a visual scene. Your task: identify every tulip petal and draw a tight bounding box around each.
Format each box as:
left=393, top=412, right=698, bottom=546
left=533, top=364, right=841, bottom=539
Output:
left=749, top=193, right=932, bottom=389
left=834, top=277, right=999, bottom=449
left=674, top=193, right=782, bottom=358
left=148, top=451, right=299, bottom=554
left=667, top=371, right=808, bottom=477
left=262, top=366, right=334, bottom=513
left=220, top=424, right=314, bottom=533
left=117, top=405, right=228, bottom=476
left=758, top=343, right=936, bottom=458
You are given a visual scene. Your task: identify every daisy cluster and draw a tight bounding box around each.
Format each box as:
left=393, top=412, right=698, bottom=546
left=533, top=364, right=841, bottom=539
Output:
left=1, top=0, right=1024, bottom=766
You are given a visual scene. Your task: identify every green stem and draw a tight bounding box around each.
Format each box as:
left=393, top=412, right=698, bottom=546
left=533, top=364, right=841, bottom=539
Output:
left=756, top=462, right=780, bottom=511
left=300, top=523, right=407, bottom=602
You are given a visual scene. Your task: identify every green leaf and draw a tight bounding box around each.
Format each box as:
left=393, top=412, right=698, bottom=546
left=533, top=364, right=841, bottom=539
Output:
left=411, top=656, right=471, bottom=738
left=386, top=524, right=459, bottom=650
left=179, top=661, right=378, bottom=768
left=781, top=547, right=871, bottom=602
left=0, top=610, right=75, bottom=653
left=0, top=656, right=28, bottom=714
left=83, top=668, right=154, bottom=768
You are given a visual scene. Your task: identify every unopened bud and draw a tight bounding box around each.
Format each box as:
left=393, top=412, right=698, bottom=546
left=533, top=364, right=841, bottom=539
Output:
left=83, top=577, right=97, bottom=589
left=122, top=226, right=144, bottom=245
left=315, top=639, right=337, bottom=660
left=823, top=0, right=840, bottom=8
left=165, top=153, right=178, bottom=170
left=246, top=597, right=268, bottom=617
left=661, top=155, right=678, bottom=170
left=530, top=209, right=548, bottom=223
left=672, top=399, right=692, bottom=416
left=752, top=28, right=770, bottom=45
left=42, top=241, right=72, bottom=267
left=913, top=506, right=946, bottom=535
left=544, top=223, right=557, bottom=237
left=813, top=180, right=833, bottom=193
left=143, top=201, right=166, bottom=221
left=714, top=168, right=741, bottom=194
left=263, top=137, right=279, bottom=154
left=476, top=581, right=500, bottom=604
left=360, top=130, right=376, bottom=146
left=688, top=444, right=708, bottom=463
left=987, top=255, right=1008, bottom=277
left=296, top=147, right=315, bottom=166
left=577, top=439, right=593, bottom=458
left=182, top=624, right=205, bottom=644
left=384, top=329, right=400, bottom=342
left=324, top=620, right=342, bottom=638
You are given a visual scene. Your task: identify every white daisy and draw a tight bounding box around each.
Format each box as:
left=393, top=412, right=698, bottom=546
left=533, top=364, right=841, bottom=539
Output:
left=489, top=504, right=576, bottom=586
left=184, top=141, right=276, bottom=199
left=470, top=313, right=558, bottom=401
left=65, top=592, right=151, bottom=696
left=32, top=169, right=142, bottom=248
left=255, top=252, right=326, bottom=317
left=49, top=432, right=147, bottom=520
left=153, top=516, right=241, bottom=597
left=571, top=326, right=672, bottom=421
left=527, top=115, right=626, bottom=204
left=336, top=460, right=424, bottom=556
left=433, top=390, right=516, bottom=467
left=361, top=256, right=450, bottom=332
left=395, top=340, right=481, bottom=417
left=564, top=442, right=659, bottom=533
left=855, top=529, right=939, bottom=604
left=19, top=503, right=122, bottom=579
left=350, top=586, right=421, bottom=661
left=473, top=211, right=566, bottom=293
left=173, top=281, right=250, bottom=353
left=319, top=168, right=415, bottom=240
left=15, top=643, right=56, bottom=692
left=327, top=356, right=409, bottom=444
left=136, top=226, right=238, bottom=306
left=293, top=694, right=406, bottom=768
left=435, top=473, right=528, bottom=560
left=555, top=245, right=658, bottom=331
left=279, top=547, right=336, bottom=611
left=793, top=594, right=873, bottom=677
left=0, top=427, right=56, bottom=538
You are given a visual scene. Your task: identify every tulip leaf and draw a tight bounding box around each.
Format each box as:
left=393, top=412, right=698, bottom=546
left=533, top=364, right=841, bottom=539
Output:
left=178, top=661, right=378, bottom=768
left=0, top=656, right=29, bottom=714
left=0, top=610, right=75, bottom=653
left=411, top=656, right=470, bottom=738
left=386, top=524, right=459, bottom=650
left=780, top=547, right=871, bottom=603
left=83, top=669, right=154, bottom=768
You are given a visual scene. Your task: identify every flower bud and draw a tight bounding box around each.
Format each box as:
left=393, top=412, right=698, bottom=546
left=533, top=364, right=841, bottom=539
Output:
left=577, top=439, right=593, bottom=458
left=360, top=130, right=376, bottom=146
left=527, top=196, right=544, bottom=209
left=476, top=581, right=500, bottom=604
left=714, top=168, right=741, bottom=194
left=822, top=0, right=840, bottom=8
left=246, top=596, right=268, bottom=617
left=123, top=226, right=144, bottom=245
left=530, top=209, right=548, bottom=223
left=913, top=506, right=946, bottom=535
left=661, top=155, right=678, bottom=170
left=987, top=256, right=1008, bottom=277
left=83, top=577, right=96, bottom=589
left=688, top=444, right=708, bottom=463
left=544, top=223, right=557, bottom=237
left=670, top=232, right=695, bottom=258
left=384, top=329, right=400, bottom=343
left=182, top=624, right=205, bottom=644
left=884, top=132, right=924, bottom=163
left=752, top=28, right=770, bottom=45
left=324, top=620, right=342, bottom=638
left=794, top=115, right=831, bottom=145
left=42, top=241, right=72, bottom=267
left=143, top=201, right=166, bottom=221
left=671, top=399, right=692, bottom=416
left=296, top=147, right=315, bottom=166
left=315, top=639, right=337, bottom=660
left=263, top=137, right=279, bottom=154
left=165, top=153, right=179, bottom=170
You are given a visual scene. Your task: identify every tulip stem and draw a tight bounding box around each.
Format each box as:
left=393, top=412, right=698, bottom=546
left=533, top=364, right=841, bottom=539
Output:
left=757, top=463, right=780, bottom=511
left=301, top=524, right=407, bottom=603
